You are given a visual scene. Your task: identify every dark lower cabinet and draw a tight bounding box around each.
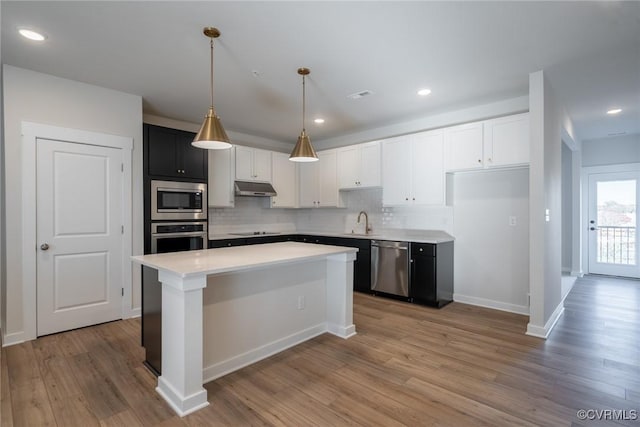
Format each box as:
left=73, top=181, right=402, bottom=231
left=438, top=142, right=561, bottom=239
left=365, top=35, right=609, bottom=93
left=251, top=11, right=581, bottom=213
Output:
left=296, top=235, right=371, bottom=294
left=410, top=241, right=453, bottom=308
left=209, top=238, right=249, bottom=248
left=208, top=234, right=371, bottom=293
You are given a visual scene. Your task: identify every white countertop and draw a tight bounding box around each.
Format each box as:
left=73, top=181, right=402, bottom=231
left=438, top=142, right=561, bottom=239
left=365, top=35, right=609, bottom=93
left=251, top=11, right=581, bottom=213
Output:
left=132, top=241, right=358, bottom=278
left=208, top=229, right=454, bottom=244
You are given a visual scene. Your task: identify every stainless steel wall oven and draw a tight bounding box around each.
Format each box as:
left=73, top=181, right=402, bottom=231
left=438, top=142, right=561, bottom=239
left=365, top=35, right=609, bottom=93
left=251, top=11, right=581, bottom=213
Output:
left=150, top=222, right=207, bottom=254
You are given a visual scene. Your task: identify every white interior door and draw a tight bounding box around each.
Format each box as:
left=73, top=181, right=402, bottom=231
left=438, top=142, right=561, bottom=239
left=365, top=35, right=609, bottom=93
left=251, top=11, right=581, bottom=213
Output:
left=37, top=138, right=123, bottom=336
left=588, top=171, right=639, bottom=278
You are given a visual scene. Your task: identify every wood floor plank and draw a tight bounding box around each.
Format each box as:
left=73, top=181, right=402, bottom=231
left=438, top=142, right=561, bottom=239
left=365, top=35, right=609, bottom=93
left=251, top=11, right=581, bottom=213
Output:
left=68, top=352, right=129, bottom=420
left=99, top=409, right=145, bottom=427
left=9, top=380, right=57, bottom=427
left=1, top=342, right=14, bottom=427
left=4, top=274, right=640, bottom=426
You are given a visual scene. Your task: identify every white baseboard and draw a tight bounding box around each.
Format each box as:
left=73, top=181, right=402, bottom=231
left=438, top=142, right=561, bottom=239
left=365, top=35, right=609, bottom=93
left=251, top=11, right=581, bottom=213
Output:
left=2, top=331, right=25, bottom=347
left=526, top=302, right=565, bottom=339
left=570, top=270, right=583, bottom=277
left=453, top=294, right=529, bottom=315
left=202, top=323, right=328, bottom=383
left=327, top=323, right=356, bottom=339
left=127, top=308, right=141, bottom=319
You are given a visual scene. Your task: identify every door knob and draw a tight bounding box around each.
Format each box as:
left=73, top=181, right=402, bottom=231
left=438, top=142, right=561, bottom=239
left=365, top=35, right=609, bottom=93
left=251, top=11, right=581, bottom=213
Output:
left=40, top=243, right=50, bottom=251
left=590, top=227, right=599, bottom=231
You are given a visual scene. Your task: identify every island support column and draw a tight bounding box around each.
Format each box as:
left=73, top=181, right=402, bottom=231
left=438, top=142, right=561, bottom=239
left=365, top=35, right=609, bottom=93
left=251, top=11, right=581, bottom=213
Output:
left=156, top=271, right=209, bottom=417
left=326, top=252, right=357, bottom=338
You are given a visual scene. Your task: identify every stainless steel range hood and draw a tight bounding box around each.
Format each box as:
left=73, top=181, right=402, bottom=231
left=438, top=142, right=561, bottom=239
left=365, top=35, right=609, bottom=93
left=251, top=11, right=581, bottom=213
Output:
left=234, top=180, right=277, bottom=197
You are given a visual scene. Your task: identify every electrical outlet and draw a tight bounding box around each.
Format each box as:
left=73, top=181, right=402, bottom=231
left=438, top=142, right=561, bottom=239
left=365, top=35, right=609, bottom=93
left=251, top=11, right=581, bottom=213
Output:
left=297, top=296, right=305, bottom=310
left=509, top=216, right=517, bottom=226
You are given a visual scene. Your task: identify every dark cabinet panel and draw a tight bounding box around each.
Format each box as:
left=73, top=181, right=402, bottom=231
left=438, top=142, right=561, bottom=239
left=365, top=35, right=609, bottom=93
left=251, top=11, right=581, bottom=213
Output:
left=245, top=235, right=290, bottom=245
left=410, top=241, right=453, bottom=307
left=303, top=236, right=371, bottom=293
left=209, top=239, right=248, bottom=248
left=178, top=132, right=207, bottom=179
left=411, top=246, right=437, bottom=303
left=207, top=234, right=372, bottom=293
left=145, top=124, right=207, bottom=180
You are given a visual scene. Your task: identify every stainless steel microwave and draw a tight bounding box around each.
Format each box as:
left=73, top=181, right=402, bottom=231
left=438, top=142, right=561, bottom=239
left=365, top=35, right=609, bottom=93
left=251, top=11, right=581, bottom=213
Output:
left=151, top=180, right=207, bottom=221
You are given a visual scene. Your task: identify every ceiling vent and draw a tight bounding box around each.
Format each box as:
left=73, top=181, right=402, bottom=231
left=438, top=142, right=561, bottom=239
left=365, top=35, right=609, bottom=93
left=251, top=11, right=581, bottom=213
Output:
left=347, top=90, right=374, bottom=100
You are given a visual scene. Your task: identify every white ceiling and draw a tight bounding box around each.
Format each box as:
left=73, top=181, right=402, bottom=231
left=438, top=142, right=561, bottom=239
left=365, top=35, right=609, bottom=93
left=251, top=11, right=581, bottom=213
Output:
left=2, top=1, right=639, bottom=144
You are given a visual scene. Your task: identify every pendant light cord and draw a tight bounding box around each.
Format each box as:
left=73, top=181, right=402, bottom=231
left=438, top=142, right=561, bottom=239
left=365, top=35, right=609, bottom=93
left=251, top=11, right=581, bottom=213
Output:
left=302, top=74, right=306, bottom=132
left=210, top=37, right=215, bottom=108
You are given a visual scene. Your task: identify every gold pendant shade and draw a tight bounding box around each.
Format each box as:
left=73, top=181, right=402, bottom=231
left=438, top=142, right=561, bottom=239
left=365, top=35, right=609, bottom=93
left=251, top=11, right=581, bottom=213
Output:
left=289, top=67, right=319, bottom=162
left=192, top=27, right=232, bottom=150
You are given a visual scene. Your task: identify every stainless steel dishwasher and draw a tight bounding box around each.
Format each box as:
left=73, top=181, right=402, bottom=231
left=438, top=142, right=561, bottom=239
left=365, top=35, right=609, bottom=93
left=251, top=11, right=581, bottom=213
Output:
left=371, top=240, right=410, bottom=298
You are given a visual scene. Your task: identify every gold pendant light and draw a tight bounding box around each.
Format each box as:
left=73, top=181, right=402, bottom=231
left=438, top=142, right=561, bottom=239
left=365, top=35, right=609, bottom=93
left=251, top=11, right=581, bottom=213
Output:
left=192, top=27, right=232, bottom=150
left=289, top=67, right=319, bottom=162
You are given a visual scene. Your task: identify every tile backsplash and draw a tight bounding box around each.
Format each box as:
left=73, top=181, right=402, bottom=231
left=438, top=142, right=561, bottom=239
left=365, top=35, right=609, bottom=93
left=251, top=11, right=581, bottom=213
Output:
left=209, top=188, right=453, bottom=235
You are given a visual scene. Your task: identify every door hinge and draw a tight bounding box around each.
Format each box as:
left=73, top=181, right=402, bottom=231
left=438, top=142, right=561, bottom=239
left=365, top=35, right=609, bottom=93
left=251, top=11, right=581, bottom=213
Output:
left=122, top=288, right=124, bottom=297
left=121, top=163, right=124, bottom=172
left=121, top=225, right=124, bottom=234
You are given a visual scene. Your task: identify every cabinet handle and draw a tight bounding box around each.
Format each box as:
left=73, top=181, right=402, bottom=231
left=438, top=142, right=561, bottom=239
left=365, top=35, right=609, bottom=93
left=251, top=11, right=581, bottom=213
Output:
left=477, top=159, right=482, bottom=163
left=488, top=158, right=492, bottom=163
left=405, top=197, right=409, bottom=201
left=412, top=198, right=415, bottom=201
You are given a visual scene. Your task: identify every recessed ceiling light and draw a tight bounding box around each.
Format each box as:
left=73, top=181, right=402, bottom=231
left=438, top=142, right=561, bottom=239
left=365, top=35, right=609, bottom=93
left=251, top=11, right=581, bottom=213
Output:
left=314, top=118, right=325, bottom=124
left=18, top=28, right=46, bottom=41
left=417, top=88, right=432, bottom=96
left=606, top=108, right=622, bottom=115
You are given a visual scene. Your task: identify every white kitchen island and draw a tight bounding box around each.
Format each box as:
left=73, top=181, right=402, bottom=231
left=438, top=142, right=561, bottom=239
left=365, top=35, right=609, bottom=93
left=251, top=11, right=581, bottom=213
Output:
left=131, top=241, right=358, bottom=417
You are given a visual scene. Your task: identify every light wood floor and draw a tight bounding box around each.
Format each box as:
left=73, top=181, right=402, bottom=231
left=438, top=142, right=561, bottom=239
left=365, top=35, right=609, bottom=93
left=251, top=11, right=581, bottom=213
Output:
left=2, top=275, right=639, bottom=426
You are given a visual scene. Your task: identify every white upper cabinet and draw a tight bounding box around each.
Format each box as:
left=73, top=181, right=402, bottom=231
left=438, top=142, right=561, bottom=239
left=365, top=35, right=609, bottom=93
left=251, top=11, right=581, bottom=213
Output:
left=411, top=130, right=445, bottom=205
left=382, top=136, right=412, bottom=206
left=208, top=147, right=235, bottom=208
left=298, top=149, right=344, bottom=208
left=444, top=122, right=484, bottom=171
left=382, top=130, right=445, bottom=206
left=445, top=113, right=530, bottom=172
left=337, top=141, right=381, bottom=189
left=270, top=152, right=297, bottom=208
left=318, top=150, right=340, bottom=207
left=235, top=146, right=272, bottom=182
left=298, top=160, right=318, bottom=208
left=483, top=112, right=529, bottom=167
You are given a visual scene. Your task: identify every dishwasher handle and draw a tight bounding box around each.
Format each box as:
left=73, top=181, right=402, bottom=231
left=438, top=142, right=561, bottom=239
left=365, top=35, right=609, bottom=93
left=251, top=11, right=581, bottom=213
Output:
left=371, top=240, right=409, bottom=250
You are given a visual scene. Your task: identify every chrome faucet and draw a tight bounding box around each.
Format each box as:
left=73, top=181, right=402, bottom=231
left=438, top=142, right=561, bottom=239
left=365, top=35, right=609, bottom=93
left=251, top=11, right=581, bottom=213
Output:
left=357, top=211, right=372, bottom=234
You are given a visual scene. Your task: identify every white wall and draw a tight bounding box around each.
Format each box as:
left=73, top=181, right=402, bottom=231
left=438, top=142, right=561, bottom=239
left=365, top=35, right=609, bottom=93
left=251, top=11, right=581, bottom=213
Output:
left=561, top=142, right=572, bottom=272
left=581, top=134, right=640, bottom=167
left=315, top=96, right=529, bottom=149
left=528, top=70, right=568, bottom=338
left=0, top=20, right=5, bottom=337
left=452, top=169, right=530, bottom=314
left=2, top=65, right=143, bottom=343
